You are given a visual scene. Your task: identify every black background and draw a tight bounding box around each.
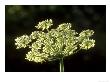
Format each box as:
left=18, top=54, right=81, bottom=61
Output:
left=5, top=5, right=106, bottom=72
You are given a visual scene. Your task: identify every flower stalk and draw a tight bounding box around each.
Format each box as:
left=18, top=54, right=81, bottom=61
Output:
left=60, top=58, right=64, bottom=72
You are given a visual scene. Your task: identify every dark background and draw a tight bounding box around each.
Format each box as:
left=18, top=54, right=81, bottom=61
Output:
left=5, top=5, right=106, bottom=72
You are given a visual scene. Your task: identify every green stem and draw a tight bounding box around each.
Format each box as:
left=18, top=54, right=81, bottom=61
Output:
left=59, top=58, right=64, bottom=72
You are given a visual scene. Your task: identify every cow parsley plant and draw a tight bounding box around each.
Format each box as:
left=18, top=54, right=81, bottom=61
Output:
left=15, top=19, right=95, bottom=72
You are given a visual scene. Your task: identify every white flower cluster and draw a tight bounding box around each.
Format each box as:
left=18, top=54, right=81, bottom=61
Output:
left=15, top=35, right=32, bottom=49
left=78, top=29, right=95, bottom=50
left=57, top=23, right=72, bottom=31
left=79, top=39, right=95, bottom=50
left=25, top=51, right=48, bottom=63
left=15, top=19, right=95, bottom=63
left=30, top=31, right=38, bottom=39
left=35, top=19, right=53, bottom=30
left=79, top=29, right=94, bottom=40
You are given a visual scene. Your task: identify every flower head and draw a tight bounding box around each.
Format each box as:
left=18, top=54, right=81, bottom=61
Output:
left=79, top=29, right=94, bottom=37
left=79, top=39, right=95, bottom=50
left=57, top=23, right=71, bottom=31
left=15, top=35, right=31, bottom=49
left=15, top=19, right=95, bottom=63
left=35, top=19, right=53, bottom=30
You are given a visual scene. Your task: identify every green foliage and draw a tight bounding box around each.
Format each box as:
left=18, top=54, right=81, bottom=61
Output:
left=15, top=19, right=95, bottom=63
